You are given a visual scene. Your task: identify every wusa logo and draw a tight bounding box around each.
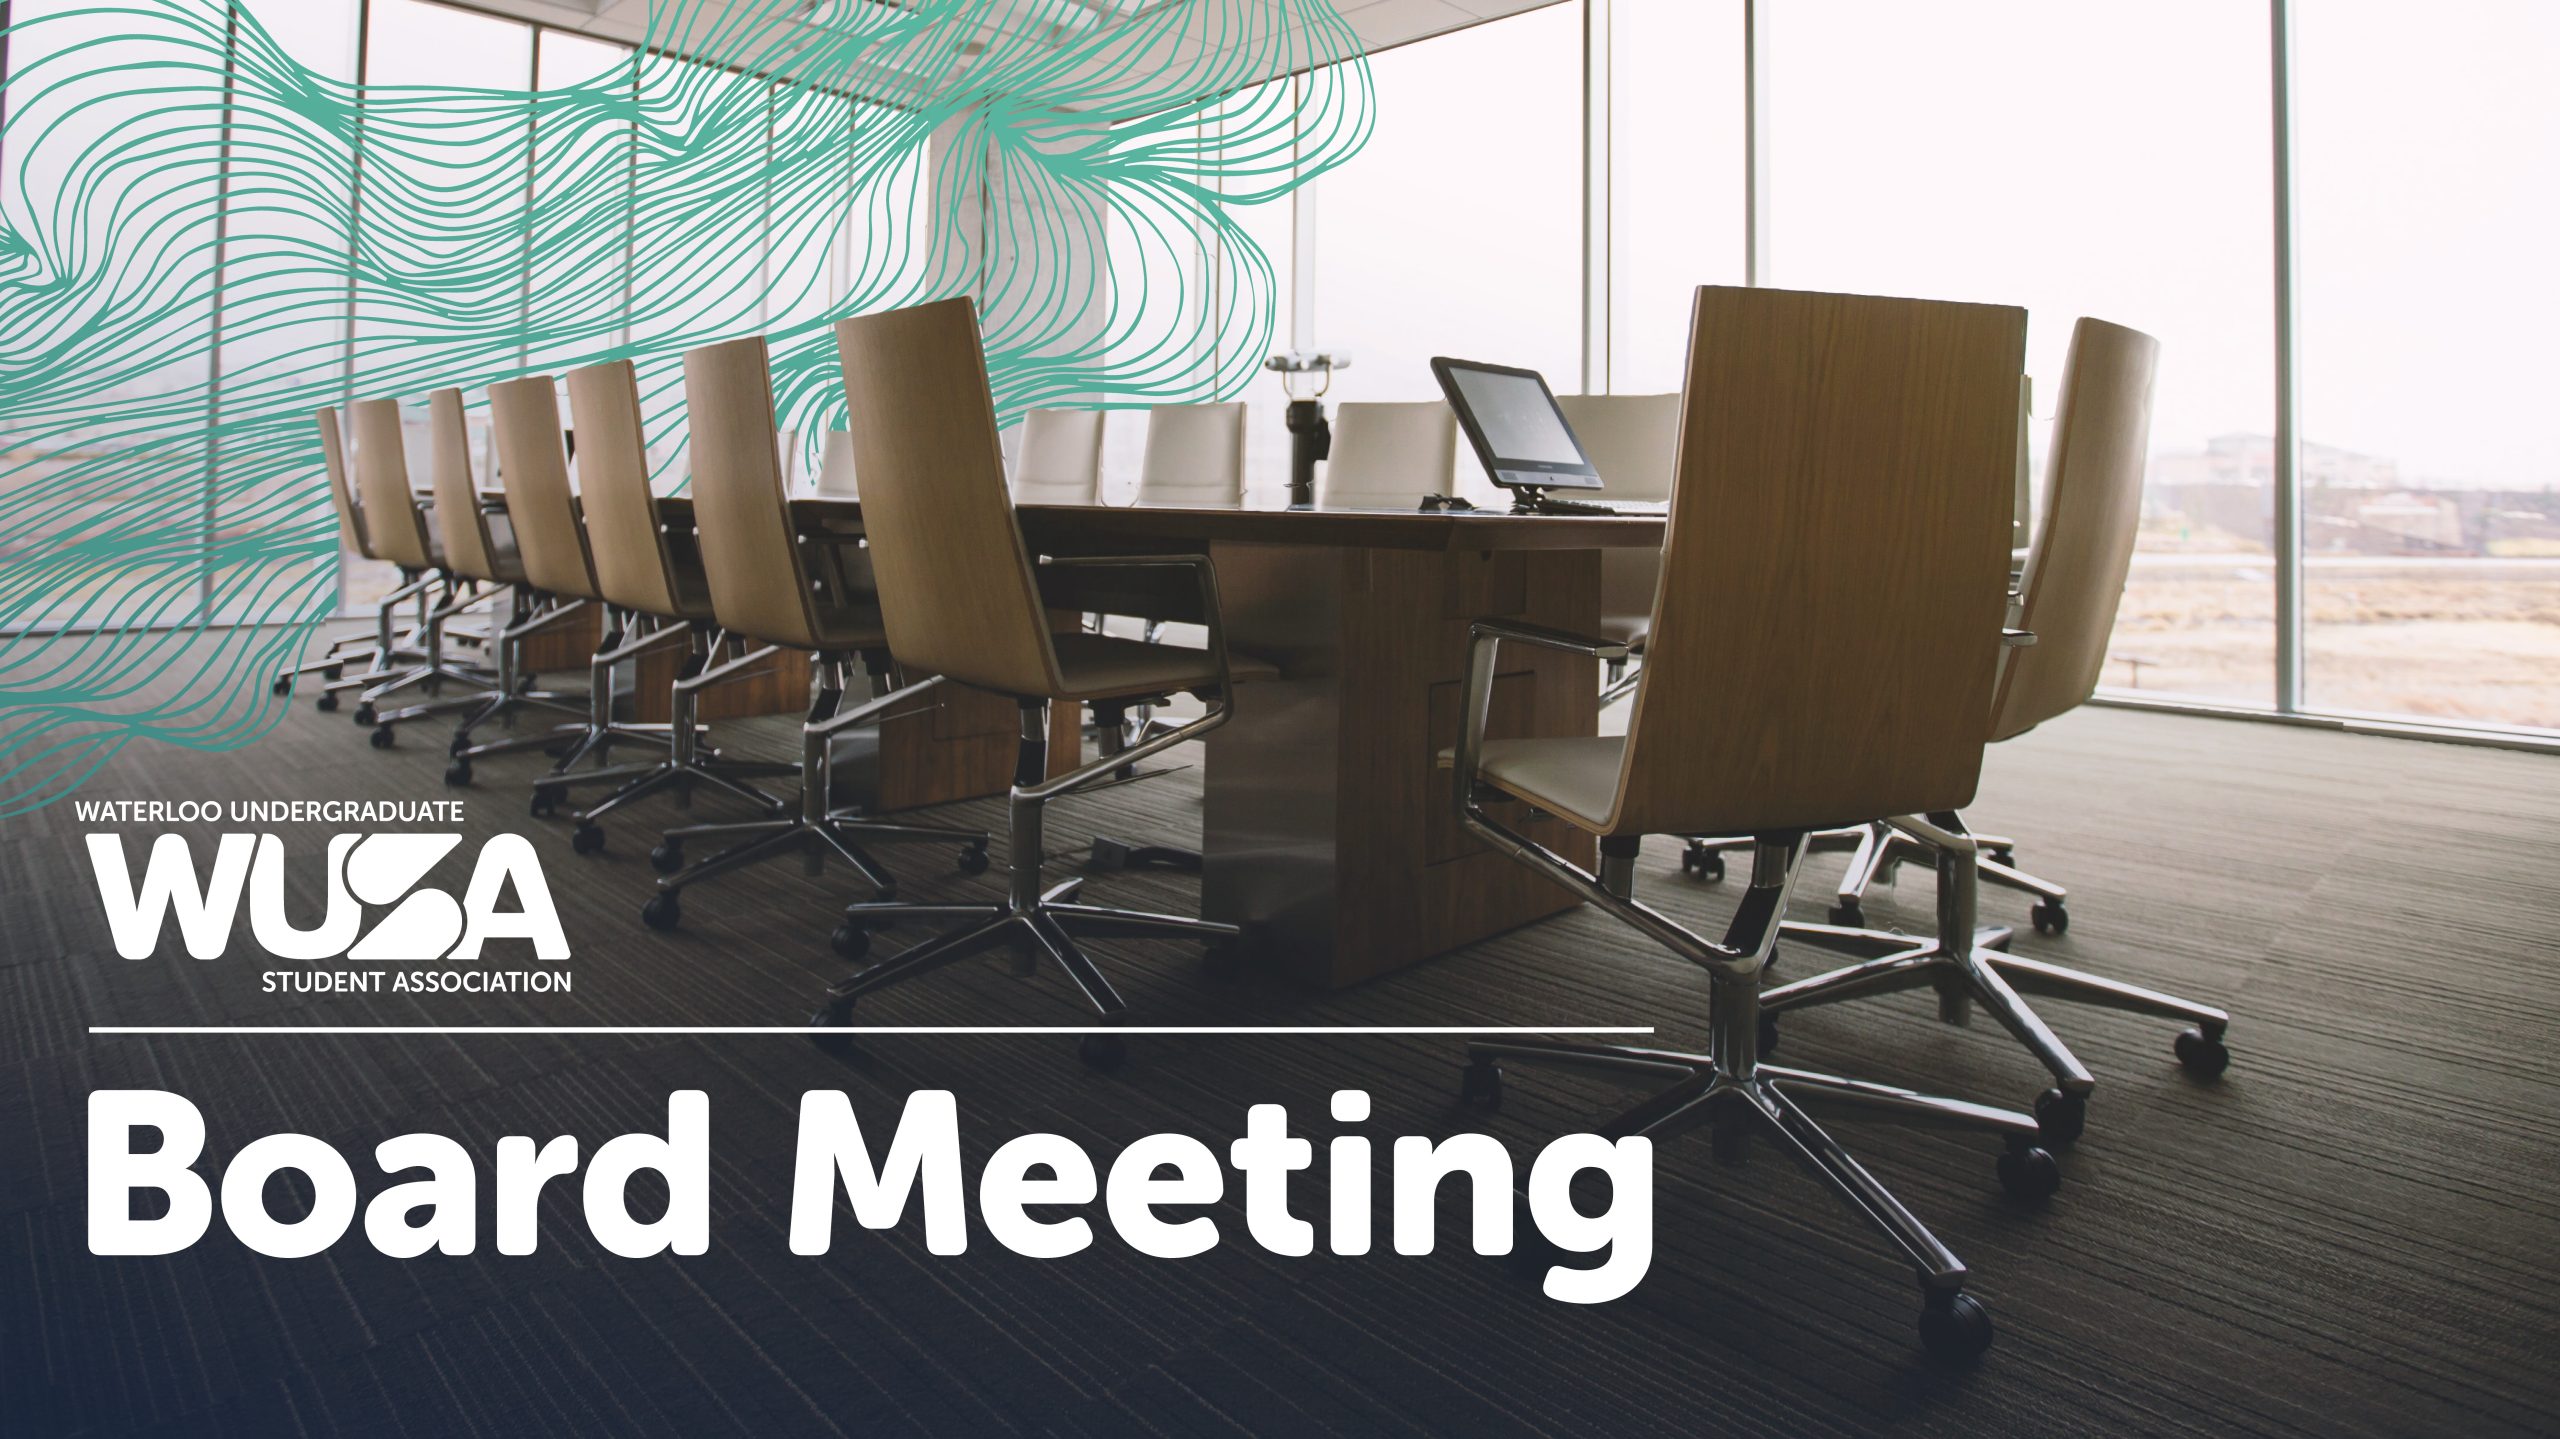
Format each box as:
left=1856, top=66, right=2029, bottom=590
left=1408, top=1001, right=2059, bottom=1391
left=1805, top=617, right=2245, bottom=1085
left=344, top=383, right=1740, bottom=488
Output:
left=85, top=834, right=568, bottom=961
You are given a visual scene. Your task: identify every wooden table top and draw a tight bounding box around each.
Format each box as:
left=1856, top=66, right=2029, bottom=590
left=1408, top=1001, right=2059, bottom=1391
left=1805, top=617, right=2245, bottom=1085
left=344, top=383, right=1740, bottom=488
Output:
left=650, top=493, right=1667, bottom=553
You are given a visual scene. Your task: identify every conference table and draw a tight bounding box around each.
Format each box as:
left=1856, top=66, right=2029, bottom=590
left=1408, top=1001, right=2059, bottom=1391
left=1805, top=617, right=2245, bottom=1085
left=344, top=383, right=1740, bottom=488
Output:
left=661, top=494, right=1668, bottom=988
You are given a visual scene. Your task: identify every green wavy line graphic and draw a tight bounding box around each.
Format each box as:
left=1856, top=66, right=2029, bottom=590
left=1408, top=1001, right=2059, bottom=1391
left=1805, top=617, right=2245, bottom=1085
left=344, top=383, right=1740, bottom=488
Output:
left=0, top=0, right=1370, bottom=814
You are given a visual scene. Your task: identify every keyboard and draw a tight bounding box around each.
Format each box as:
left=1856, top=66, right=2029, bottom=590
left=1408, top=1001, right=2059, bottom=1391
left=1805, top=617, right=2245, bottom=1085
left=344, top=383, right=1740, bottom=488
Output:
left=1528, top=496, right=1619, bottom=516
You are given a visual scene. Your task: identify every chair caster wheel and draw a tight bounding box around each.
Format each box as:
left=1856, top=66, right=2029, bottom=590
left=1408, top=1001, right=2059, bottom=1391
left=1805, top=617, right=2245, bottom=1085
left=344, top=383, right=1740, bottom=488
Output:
left=1996, top=1140, right=2062, bottom=1201
left=323, top=664, right=342, bottom=682
left=443, top=758, right=472, bottom=787
left=1919, top=1292, right=1993, bottom=1364
left=1756, top=1012, right=1780, bottom=1057
left=957, top=844, right=990, bottom=876
left=2031, top=900, right=2069, bottom=935
left=649, top=842, right=684, bottom=874
left=316, top=693, right=339, bottom=713
left=353, top=703, right=376, bottom=727
left=2034, top=1088, right=2086, bottom=1148
left=640, top=891, right=681, bottom=931
left=530, top=784, right=563, bottom=819
left=2175, top=1026, right=2230, bottom=1078
left=448, top=731, right=471, bottom=757
left=830, top=923, right=870, bottom=961
left=1826, top=900, right=1864, bottom=927
left=271, top=676, right=291, bottom=697
left=1079, top=1033, right=1127, bottom=1073
left=808, top=999, right=855, bottom=1055
left=1459, top=1059, right=1503, bottom=1110
left=570, top=822, right=605, bottom=856
left=1680, top=846, right=1724, bottom=882
left=368, top=725, right=394, bottom=750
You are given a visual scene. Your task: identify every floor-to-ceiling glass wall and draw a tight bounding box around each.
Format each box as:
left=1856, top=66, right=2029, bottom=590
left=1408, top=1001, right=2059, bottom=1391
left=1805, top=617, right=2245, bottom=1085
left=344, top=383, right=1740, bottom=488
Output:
left=1606, top=0, right=1745, bottom=397
left=2295, top=0, right=2560, bottom=733
left=1309, top=3, right=1582, bottom=501
left=1762, top=0, right=2277, bottom=706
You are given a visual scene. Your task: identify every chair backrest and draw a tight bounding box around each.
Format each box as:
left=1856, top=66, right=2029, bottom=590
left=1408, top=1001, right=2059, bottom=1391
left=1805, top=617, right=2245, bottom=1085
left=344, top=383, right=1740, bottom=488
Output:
left=1555, top=393, right=1681, bottom=501
left=349, top=397, right=436, bottom=570
left=1011, top=407, right=1104, bottom=505
left=1605, top=286, right=2027, bottom=837
left=681, top=336, right=833, bottom=651
left=1991, top=317, right=2158, bottom=742
left=1319, top=401, right=1455, bottom=509
left=313, top=407, right=369, bottom=559
left=562, top=359, right=680, bottom=617
left=424, top=389, right=503, bottom=582
left=1556, top=393, right=1683, bottom=628
left=814, top=428, right=858, bottom=495
left=487, top=377, right=598, bottom=600
left=1135, top=402, right=1247, bottom=507
left=834, top=298, right=1065, bottom=699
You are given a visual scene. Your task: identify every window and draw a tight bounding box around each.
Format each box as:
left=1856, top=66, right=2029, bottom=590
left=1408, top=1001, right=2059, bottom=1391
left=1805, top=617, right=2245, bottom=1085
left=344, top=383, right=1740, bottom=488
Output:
left=1606, top=0, right=1745, bottom=395
left=1764, top=0, right=2276, bottom=706
left=1309, top=4, right=1582, bottom=499
left=1, top=0, right=224, bottom=628
left=2296, top=1, right=2560, bottom=732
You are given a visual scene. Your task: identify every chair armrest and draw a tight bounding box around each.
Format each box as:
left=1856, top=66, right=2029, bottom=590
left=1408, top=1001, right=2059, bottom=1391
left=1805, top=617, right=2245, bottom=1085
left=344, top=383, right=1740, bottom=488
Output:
left=1452, top=618, right=1626, bottom=815
left=1038, top=554, right=1232, bottom=688
left=1469, top=617, right=1632, bottom=663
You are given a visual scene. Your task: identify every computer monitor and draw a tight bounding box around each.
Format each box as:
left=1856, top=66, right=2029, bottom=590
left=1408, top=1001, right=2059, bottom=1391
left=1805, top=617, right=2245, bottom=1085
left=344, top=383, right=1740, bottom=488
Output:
left=1430, top=357, right=1603, bottom=501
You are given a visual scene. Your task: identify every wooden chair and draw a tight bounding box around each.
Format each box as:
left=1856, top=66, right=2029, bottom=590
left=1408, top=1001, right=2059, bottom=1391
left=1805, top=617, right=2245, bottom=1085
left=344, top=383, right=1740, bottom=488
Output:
left=339, top=397, right=513, bottom=737
left=819, top=297, right=1271, bottom=1070
left=1758, top=318, right=2233, bottom=1149
left=1449, top=286, right=2045, bottom=1362
left=461, top=376, right=693, bottom=799
left=370, top=388, right=590, bottom=754
left=526, top=359, right=800, bottom=844
left=1317, top=401, right=1456, bottom=509
left=278, top=407, right=437, bottom=708
left=1554, top=392, right=1680, bottom=704
left=636, top=337, right=988, bottom=933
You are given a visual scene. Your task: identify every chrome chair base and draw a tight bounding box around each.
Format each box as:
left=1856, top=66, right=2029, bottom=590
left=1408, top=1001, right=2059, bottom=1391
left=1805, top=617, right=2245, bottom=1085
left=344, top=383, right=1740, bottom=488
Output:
left=1685, top=819, right=2072, bottom=933
left=814, top=692, right=1242, bottom=1071
left=1454, top=816, right=2048, bottom=1362
left=637, top=663, right=989, bottom=929
left=535, top=631, right=796, bottom=844
left=1763, top=812, right=2232, bottom=1148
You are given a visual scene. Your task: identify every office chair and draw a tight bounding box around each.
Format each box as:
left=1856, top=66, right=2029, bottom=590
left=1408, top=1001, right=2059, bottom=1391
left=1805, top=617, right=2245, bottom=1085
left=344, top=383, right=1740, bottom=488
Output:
left=276, top=408, right=436, bottom=706
left=464, top=375, right=688, bottom=794
left=1009, top=406, right=1105, bottom=505
left=817, top=297, right=1269, bottom=1070
left=1451, top=286, right=2050, bottom=1362
left=1555, top=393, right=1680, bottom=706
left=530, top=358, right=800, bottom=845
left=636, top=336, right=988, bottom=931
left=1134, top=402, right=1248, bottom=507
left=337, top=398, right=512, bottom=736
left=371, top=388, right=588, bottom=756
left=1317, top=401, right=1457, bottom=509
left=1755, top=319, right=2232, bottom=1147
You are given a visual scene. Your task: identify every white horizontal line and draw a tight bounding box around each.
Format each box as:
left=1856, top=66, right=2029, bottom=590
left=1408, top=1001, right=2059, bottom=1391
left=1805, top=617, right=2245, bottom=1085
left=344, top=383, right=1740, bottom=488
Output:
left=89, top=1025, right=1655, bottom=1037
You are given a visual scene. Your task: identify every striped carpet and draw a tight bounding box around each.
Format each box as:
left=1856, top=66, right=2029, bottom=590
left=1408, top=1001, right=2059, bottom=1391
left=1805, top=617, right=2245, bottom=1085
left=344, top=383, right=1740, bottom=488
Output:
left=4, top=643, right=2557, bottom=1436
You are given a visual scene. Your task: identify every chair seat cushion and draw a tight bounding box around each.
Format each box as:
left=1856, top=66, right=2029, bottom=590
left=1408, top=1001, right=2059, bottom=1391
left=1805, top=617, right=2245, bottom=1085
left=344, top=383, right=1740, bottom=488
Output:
left=1472, top=735, right=1625, bottom=832
left=1048, top=634, right=1278, bottom=703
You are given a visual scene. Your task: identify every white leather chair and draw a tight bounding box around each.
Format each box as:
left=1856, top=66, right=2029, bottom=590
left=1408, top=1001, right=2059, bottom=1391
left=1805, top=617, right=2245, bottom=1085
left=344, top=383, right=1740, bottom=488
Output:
left=1134, top=402, right=1247, bottom=507
left=1009, top=407, right=1104, bottom=505
left=1317, top=401, right=1456, bottom=510
left=1556, top=393, right=1680, bottom=699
